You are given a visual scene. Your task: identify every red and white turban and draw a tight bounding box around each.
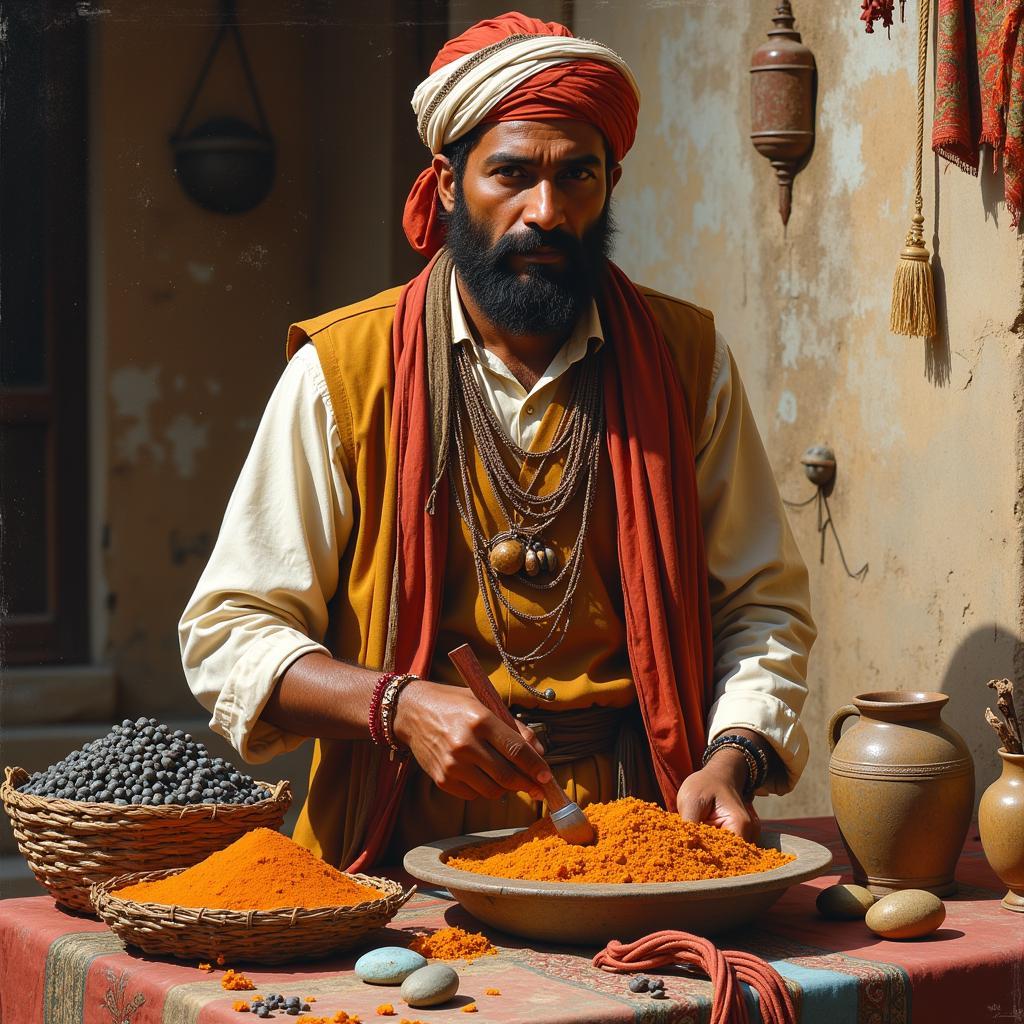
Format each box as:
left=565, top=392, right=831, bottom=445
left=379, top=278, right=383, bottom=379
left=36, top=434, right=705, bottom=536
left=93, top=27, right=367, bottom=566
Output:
left=403, top=12, right=641, bottom=258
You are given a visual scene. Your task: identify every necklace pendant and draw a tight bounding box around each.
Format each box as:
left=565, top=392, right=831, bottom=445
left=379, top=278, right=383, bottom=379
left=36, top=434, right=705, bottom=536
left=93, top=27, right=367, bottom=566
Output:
left=523, top=538, right=559, bottom=576
left=489, top=537, right=526, bottom=575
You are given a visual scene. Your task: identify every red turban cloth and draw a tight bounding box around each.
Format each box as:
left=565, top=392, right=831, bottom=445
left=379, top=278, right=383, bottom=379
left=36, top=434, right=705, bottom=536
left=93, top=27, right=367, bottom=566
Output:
left=403, top=12, right=640, bottom=258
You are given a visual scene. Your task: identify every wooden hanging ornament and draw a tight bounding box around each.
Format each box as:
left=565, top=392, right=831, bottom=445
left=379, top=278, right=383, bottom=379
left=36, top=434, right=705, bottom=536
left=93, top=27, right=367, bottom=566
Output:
left=889, top=0, right=937, bottom=338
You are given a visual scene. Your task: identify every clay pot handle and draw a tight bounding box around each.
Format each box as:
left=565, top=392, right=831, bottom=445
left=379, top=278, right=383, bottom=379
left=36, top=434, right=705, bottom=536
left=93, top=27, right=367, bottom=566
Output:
left=828, top=704, right=859, bottom=752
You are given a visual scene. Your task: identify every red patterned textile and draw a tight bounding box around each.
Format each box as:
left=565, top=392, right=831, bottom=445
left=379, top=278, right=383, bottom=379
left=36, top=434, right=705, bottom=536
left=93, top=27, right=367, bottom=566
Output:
left=2, top=818, right=1021, bottom=1024
left=933, top=0, right=1024, bottom=226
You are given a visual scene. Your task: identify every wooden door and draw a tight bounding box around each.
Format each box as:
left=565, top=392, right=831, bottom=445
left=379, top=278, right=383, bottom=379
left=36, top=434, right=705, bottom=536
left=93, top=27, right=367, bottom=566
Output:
left=1, top=3, right=89, bottom=664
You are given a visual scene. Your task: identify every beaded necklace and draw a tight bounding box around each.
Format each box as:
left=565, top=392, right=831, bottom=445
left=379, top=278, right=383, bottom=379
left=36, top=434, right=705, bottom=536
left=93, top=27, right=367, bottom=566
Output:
left=447, top=338, right=605, bottom=702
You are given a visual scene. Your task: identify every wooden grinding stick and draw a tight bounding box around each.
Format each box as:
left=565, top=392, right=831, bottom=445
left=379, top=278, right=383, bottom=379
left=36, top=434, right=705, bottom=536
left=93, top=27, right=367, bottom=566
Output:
left=447, top=644, right=595, bottom=845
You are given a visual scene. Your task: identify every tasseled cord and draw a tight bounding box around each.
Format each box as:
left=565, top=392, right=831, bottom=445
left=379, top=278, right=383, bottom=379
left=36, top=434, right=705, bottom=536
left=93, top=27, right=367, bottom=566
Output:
left=890, top=0, right=937, bottom=338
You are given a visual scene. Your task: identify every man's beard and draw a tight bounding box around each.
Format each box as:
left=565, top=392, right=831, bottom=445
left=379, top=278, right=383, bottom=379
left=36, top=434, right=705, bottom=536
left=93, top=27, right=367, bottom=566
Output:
left=443, top=189, right=615, bottom=336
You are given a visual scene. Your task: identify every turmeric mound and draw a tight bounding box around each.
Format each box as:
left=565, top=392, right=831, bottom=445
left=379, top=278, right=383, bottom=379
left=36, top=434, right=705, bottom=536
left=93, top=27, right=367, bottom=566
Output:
left=446, top=798, right=794, bottom=883
left=114, top=827, right=383, bottom=910
left=409, top=926, right=496, bottom=962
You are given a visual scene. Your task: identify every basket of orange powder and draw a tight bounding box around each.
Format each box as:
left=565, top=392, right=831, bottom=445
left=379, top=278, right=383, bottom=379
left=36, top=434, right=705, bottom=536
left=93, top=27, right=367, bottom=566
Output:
left=90, top=827, right=416, bottom=964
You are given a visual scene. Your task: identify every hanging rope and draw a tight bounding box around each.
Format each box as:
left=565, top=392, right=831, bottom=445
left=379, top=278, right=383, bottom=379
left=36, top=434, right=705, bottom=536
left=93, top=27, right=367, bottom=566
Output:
left=889, top=0, right=937, bottom=338
left=594, top=930, right=798, bottom=1024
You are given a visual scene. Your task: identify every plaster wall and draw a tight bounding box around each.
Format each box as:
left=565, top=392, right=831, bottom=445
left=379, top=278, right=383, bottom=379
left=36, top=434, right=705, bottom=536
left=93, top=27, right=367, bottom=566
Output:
left=577, top=0, right=1024, bottom=817
left=91, top=2, right=442, bottom=720
left=311, top=2, right=446, bottom=309
left=93, top=2, right=317, bottom=716
left=448, top=0, right=570, bottom=34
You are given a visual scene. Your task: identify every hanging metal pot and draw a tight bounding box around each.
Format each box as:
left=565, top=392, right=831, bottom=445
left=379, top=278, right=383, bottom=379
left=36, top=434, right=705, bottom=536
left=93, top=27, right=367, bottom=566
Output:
left=173, top=117, right=275, bottom=215
left=170, top=1, right=275, bottom=215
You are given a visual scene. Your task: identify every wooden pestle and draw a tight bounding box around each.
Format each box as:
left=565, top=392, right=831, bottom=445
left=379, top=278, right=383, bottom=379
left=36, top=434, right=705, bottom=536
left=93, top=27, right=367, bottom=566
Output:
left=448, top=644, right=595, bottom=846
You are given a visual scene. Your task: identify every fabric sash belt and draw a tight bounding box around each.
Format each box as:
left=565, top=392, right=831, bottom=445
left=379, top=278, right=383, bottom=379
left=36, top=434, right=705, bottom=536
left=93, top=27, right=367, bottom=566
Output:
left=512, top=703, right=657, bottom=800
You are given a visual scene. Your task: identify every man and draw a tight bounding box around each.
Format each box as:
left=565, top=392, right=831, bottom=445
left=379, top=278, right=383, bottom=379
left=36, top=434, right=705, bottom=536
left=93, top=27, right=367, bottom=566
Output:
left=180, top=12, right=815, bottom=871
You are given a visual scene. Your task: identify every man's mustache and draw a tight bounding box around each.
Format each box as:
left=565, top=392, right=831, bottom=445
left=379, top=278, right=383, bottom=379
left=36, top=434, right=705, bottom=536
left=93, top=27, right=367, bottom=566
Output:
left=491, top=226, right=584, bottom=262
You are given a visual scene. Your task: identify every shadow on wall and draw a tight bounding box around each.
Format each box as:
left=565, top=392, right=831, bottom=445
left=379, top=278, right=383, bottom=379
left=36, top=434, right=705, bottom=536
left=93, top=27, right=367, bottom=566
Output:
left=938, top=623, right=1024, bottom=810
left=927, top=155, right=952, bottom=386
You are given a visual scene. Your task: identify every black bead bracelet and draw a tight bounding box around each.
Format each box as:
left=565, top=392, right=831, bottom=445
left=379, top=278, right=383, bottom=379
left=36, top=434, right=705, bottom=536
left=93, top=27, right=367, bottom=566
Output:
left=701, top=733, right=770, bottom=797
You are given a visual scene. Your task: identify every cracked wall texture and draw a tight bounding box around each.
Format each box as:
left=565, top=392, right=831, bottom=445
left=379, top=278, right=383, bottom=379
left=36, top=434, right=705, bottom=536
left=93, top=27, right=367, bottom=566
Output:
left=579, top=0, right=1024, bottom=816
left=95, top=4, right=318, bottom=716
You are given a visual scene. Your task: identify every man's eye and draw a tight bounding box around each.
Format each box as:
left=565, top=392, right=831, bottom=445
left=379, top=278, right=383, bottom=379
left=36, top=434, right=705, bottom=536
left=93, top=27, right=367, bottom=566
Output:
left=564, top=167, right=596, bottom=180
left=496, top=166, right=525, bottom=177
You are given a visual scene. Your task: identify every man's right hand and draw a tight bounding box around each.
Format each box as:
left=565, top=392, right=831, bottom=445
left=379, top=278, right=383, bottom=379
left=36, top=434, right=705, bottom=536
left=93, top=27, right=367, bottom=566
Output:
left=392, top=678, right=552, bottom=802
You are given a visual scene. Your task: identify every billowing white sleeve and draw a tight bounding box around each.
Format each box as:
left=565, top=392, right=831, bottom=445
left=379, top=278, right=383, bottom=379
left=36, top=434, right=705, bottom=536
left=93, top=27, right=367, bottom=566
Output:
left=697, top=332, right=816, bottom=793
left=179, top=345, right=352, bottom=763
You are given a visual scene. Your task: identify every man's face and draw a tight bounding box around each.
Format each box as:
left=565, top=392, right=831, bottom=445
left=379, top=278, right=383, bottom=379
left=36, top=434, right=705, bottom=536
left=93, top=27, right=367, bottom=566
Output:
left=435, top=120, right=621, bottom=335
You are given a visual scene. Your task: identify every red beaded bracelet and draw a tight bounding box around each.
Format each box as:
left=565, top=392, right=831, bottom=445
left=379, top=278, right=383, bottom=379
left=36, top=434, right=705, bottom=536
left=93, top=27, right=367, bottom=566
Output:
left=368, top=672, right=398, bottom=746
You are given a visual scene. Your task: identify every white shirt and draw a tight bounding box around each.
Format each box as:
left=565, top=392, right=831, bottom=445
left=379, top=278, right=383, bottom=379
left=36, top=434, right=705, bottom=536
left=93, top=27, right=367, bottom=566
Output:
left=180, top=279, right=816, bottom=795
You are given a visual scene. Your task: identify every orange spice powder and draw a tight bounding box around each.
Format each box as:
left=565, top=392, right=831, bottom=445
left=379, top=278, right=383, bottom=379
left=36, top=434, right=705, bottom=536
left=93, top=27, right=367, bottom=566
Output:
left=220, top=970, right=256, bottom=991
left=375, top=1006, right=396, bottom=1017
left=445, top=798, right=794, bottom=883
left=409, top=926, right=497, bottom=962
left=461, top=1004, right=478, bottom=1013
left=114, top=828, right=382, bottom=911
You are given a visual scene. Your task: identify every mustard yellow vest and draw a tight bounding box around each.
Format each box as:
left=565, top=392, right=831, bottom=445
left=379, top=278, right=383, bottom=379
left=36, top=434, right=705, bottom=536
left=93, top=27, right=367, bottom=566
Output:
left=286, top=285, right=717, bottom=867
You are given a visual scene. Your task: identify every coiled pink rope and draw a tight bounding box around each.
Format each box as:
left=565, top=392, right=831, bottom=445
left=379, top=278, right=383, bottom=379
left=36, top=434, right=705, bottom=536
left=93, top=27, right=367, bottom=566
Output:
left=593, top=930, right=797, bottom=1024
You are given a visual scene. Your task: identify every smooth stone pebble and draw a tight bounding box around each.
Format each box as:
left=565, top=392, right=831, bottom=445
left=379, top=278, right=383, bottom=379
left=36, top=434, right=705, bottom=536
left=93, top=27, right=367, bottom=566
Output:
left=865, top=889, right=946, bottom=939
left=400, top=964, right=460, bottom=1007
left=816, top=883, right=876, bottom=920
left=355, top=946, right=428, bottom=985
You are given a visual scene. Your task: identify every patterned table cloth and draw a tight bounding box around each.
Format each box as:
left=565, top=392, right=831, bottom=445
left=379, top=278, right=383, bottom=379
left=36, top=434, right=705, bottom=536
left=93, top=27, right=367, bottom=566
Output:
left=1, top=818, right=1021, bottom=1024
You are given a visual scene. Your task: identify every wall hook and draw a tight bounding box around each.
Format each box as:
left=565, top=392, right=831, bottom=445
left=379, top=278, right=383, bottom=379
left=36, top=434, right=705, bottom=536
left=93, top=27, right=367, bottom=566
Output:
left=784, top=445, right=868, bottom=582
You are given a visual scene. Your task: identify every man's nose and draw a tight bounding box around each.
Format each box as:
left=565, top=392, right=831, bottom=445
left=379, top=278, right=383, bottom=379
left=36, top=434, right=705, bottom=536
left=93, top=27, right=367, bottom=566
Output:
left=522, top=179, right=566, bottom=232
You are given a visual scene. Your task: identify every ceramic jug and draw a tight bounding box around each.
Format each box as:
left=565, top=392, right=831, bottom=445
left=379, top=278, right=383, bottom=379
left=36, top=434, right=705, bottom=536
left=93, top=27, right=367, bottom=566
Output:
left=828, top=690, right=974, bottom=896
left=978, top=749, right=1024, bottom=912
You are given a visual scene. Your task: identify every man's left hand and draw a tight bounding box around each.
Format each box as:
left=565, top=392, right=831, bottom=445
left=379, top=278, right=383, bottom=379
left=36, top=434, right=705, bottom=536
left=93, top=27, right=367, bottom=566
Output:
left=675, top=746, right=760, bottom=843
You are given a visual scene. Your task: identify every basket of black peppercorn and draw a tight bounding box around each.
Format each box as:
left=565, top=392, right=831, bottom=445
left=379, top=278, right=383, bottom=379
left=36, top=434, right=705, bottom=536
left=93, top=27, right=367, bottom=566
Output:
left=1, top=718, right=292, bottom=913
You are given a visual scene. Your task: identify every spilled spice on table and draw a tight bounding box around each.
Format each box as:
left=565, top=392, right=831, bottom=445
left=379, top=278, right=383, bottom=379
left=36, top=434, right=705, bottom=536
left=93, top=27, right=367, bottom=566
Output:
left=446, top=798, right=793, bottom=883
left=114, top=828, right=382, bottom=910
left=409, top=926, right=496, bottom=962
left=221, top=970, right=256, bottom=991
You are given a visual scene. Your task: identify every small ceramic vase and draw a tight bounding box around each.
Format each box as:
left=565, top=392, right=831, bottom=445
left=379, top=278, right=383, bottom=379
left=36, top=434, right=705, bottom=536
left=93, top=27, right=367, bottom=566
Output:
left=978, top=748, right=1024, bottom=913
left=828, top=691, right=974, bottom=897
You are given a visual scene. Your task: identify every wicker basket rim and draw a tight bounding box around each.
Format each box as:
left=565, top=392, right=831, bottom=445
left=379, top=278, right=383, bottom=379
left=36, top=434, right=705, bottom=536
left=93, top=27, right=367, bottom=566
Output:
left=2, top=765, right=290, bottom=814
left=92, top=867, right=416, bottom=919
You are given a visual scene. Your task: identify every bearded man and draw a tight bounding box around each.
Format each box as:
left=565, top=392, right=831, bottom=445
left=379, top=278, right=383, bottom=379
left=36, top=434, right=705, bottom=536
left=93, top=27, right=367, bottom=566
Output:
left=180, top=13, right=815, bottom=870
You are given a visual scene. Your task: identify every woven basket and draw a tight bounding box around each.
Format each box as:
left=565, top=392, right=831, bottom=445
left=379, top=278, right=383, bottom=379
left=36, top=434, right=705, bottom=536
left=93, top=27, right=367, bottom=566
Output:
left=91, top=869, right=415, bottom=964
left=2, top=765, right=292, bottom=913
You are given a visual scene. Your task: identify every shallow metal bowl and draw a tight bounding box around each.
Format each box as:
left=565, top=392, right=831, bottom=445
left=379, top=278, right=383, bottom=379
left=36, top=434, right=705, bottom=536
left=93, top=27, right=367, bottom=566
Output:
left=404, top=828, right=832, bottom=945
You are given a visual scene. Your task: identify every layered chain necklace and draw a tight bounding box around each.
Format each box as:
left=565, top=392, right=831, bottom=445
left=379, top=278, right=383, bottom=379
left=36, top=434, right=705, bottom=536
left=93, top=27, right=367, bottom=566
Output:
left=447, top=341, right=605, bottom=702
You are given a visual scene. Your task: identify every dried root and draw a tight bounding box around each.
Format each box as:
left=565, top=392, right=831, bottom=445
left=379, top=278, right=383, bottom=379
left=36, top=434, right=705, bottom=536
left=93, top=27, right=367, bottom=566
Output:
left=985, top=679, right=1023, bottom=754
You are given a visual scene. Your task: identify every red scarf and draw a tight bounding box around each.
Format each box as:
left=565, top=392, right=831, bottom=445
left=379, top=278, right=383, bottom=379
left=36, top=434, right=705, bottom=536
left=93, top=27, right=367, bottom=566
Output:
left=348, top=256, right=713, bottom=870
